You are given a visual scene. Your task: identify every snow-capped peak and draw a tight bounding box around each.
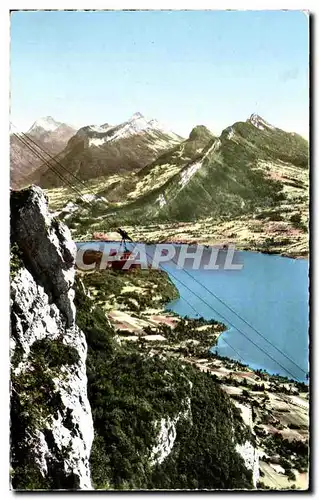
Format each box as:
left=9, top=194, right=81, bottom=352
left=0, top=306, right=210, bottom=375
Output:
left=126, top=113, right=175, bottom=136
left=88, top=113, right=181, bottom=147
left=130, top=112, right=145, bottom=120
left=28, top=116, right=62, bottom=133
left=89, top=124, right=112, bottom=133
left=126, top=113, right=152, bottom=133
left=248, top=113, right=276, bottom=131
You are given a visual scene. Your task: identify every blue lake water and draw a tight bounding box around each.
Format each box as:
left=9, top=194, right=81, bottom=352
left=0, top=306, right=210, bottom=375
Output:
left=76, top=242, right=309, bottom=382
left=163, top=251, right=309, bottom=382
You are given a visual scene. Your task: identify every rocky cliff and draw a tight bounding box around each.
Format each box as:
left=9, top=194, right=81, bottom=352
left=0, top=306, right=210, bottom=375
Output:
left=10, top=186, right=93, bottom=490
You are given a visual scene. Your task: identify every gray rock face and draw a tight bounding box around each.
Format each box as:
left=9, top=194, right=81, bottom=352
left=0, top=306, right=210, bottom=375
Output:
left=236, top=441, right=259, bottom=488
left=10, top=186, right=93, bottom=490
left=11, top=185, right=76, bottom=327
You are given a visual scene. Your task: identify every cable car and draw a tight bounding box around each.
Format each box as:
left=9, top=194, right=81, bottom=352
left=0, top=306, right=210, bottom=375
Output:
left=109, top=250, right=141, bottom=271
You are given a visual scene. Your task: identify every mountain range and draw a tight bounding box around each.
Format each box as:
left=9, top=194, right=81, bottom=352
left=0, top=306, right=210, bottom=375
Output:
left=10, top=112, right=309, bottom=255
left=108, top=113, right=308, bottom=222
left=20, top=112, right=183, bottom=189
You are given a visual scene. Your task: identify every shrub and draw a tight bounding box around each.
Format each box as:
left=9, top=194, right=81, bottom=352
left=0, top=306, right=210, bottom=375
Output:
left=31, top=339, right=80, bottom=368
left=10, top=242, right=24, bottom=280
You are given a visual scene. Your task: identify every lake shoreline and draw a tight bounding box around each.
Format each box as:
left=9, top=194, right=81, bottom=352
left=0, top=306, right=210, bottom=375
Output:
left=79, top=264, right=309, bottom=490
left=165, top=253, right=308, bottom=383
left=75, top=238, right=309, bottom=261
left=164, top=288, right=309, bottom=490
left=76, top=242, right=308, bottom=382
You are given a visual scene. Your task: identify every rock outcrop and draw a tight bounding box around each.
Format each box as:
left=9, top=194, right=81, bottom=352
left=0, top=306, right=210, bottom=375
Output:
left=236, top=441, right=259, bottom=488
left=10, top=186, right=94, bottom=490
left=151, top=396, right=192, bottom=466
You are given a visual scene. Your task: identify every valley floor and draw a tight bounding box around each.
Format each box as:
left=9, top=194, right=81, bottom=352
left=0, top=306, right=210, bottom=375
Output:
left=113, top=216, right=308, bottom=259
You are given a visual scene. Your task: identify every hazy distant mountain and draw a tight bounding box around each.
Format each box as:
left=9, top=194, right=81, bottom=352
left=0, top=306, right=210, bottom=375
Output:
left=32, top=112, right=183, bottom=188
left=26, top=117, right=76, bottom=150
left=10, top=117, right=76, bottom=189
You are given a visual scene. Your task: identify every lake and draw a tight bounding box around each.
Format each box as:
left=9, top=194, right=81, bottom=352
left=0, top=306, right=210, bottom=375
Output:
left=164, top=251, right=309, bottom=382
left=76, top=242, right=309, bottom=382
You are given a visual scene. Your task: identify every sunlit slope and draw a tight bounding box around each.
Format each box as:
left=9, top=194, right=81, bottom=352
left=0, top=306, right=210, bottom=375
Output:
left=105, top=117, right=308, bottom=222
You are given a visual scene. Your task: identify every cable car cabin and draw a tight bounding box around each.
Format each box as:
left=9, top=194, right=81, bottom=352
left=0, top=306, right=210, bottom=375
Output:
left=81, top=249, right=103, bottom=267
left=109, top=250, right=141, bottom=271
left=79, top=248, right=143, bottom=271
left=79, top=249, right=141, bottom=271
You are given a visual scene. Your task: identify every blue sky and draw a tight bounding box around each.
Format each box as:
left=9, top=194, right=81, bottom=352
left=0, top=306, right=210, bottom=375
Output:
left=10, top=10, right=309, bottom=138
